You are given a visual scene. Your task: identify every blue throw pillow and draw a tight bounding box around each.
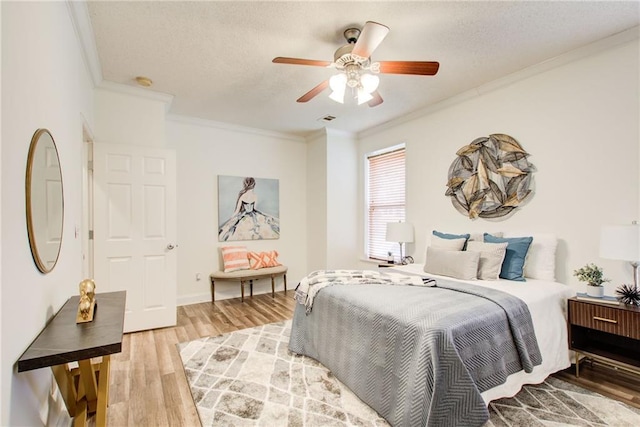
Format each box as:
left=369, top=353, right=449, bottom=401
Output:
left=483, top=233, right=533, bottom=281
left=433, top=230, right=471, bottom=250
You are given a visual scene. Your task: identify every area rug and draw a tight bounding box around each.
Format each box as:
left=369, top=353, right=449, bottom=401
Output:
left=178, top=320, right=640, bottom=427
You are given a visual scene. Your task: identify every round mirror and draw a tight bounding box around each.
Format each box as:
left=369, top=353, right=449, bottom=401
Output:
left=26, top=129, right=64, bottom=273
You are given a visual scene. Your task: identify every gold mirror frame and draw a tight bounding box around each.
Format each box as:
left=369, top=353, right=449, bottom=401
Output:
left=26, top=129, right=64, bottom=273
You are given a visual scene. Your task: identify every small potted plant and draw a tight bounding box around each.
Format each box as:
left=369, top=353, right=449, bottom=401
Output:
left=573, top=263, right=610, bottom=297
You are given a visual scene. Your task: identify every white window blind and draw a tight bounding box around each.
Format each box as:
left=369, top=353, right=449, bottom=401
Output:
left=367, top=147, right=406, bottom=260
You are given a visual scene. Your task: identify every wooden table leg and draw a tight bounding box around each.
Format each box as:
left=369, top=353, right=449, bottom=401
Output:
left=78, top=359, right=98, bottom=413
left=241, top=281, right=245, bottom=302
left=284, top=274, right=287, bottom=293
left=271, top=275, right=275, bottom=298
left=74, top=399, right=88, bottom=427
left=51, top=364, right=77, bottom=417
left=575, top=351, right=580, bottom=377
left=95, top=355, right=110, bottom=427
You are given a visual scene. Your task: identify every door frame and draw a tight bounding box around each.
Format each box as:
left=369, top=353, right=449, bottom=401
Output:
left=81, top=120, right=94, bottom=279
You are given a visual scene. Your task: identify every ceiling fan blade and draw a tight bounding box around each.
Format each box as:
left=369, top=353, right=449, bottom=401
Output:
left=368, top=91, right=383, bottom=107
left=273, top=57, right=332, bottom=67
left=352, top=21, right=390, bottom=59
left=379, top=61, right=440, bottom=76
left=296, top=80, right=329, bottom=103
left=378, top=61, right=440, bottom=76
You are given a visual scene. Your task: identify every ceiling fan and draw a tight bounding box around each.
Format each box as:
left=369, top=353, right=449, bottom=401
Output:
left=273, top=21, right=440, bottom=107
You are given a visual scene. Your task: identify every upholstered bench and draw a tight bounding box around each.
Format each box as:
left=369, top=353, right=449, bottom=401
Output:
left=209, top=265, right=288, bottom=302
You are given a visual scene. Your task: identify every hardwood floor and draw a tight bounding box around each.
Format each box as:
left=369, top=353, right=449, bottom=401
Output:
left=106, top=291, right=296, bottom=427
left=104, top=291, right=639, bottom=426
left=554, top=360, right=640, bottom=409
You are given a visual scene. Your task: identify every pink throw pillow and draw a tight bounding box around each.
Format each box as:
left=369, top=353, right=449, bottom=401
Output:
left=248, top=250, right=281, bottom=270
left=221, top=246, right=250, bottom=272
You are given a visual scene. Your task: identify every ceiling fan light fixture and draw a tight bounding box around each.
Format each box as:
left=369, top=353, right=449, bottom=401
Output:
left=357, top=88, right=374, bottom=105
left=329, top=90, right=345, bottom=104
left=360, top=73, right=379, bottom=93
left=329, top=73, right=347, bottom=103
left=345, top=64, right=360, bottom=88
left=273, top=21, right=439, bottom=107
left=329, top=73, right=347, bottom=91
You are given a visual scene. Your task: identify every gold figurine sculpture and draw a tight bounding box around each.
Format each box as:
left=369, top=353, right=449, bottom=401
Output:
left=76, top=279, right=97, bottom=323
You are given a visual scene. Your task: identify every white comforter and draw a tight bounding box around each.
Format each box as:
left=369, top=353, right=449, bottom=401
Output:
left=390, top=264, right=575, bottom=403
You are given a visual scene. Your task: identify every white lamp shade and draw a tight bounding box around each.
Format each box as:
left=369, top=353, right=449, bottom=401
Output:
left=329, top=73, right=347, bottom=91
left=329, top=90, right=345, bottom=103
left=357, top=88, right=373, bottom=105
left=386, top=222, right=414, bottom=243
left=600, top=224, right=640, bottom=262
left=360, top=73, right=379, bottom=93
left=329, top=73, right=347, bottom=103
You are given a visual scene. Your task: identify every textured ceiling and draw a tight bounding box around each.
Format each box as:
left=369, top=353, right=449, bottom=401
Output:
left=87, top=1, right=639, bottom=137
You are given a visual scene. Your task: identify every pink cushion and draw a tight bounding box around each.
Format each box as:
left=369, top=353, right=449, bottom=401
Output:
left=221, top=246, right=250, bottom=272
left=248, top=250, right=281, bottom=270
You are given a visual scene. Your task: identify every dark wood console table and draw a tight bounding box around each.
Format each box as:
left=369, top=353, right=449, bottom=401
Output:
left=18, top=291, right=126, bottom=427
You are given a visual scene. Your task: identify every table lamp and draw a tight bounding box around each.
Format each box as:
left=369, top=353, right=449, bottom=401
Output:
left=386, top=222, right=414, bottom=265
left=600, top=222, right=640, bottom=300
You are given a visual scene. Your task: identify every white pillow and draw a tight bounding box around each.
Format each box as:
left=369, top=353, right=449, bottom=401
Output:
left=430, top=234, right=466, bottom=251
left=466, top=241, right=508, bottom=280
left=503, top=232, right=557, bottom=281
left=424, top=246, right=479, bottom=280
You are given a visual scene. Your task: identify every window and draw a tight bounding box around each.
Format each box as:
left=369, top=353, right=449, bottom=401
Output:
left=366, top=146, right=406, bottom=260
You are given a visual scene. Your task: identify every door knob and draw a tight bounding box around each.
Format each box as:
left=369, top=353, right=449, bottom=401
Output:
left=167, top=243, right=178, bottom=250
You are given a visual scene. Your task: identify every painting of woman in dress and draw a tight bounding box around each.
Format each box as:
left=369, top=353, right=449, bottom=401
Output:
left=218, top=176, right=280, bottom=241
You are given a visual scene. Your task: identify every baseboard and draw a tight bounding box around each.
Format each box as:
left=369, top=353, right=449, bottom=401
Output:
left=177, top=285, right=287, bottom=306
left=177, top=293, right=211, bottom=306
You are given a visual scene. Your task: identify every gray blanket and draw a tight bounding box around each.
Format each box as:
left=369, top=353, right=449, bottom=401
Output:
left=295, top=269, right=436, bottom=313
left=288, top=276, right=542, bottom=427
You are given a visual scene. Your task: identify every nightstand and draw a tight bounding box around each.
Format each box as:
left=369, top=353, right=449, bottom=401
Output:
left=568, top=297, right=640, bottom=378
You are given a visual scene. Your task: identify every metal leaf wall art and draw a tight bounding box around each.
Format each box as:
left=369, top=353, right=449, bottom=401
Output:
left=445, top=134, right=535, bottom=219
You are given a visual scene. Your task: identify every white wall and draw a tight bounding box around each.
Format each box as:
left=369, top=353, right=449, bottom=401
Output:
left=1, top=2, right=94, bottom=425
left=306, top=131, right=328, bottom=271
left=166, top=118, right=308, bottom=303
left=357, top=38, right=639, bottom=295
left=305, top=129, right=360, bottom=271
left=326, top=130, right=359, bottom=269
left=93, top=90, right=311, bottom=305
left=93, top=88, right=169, bottom=146
left=0, top=0, right=4, bottom=414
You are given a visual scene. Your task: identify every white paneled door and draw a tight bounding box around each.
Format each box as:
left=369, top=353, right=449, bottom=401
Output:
left=93, top=143, right=177, bottom=333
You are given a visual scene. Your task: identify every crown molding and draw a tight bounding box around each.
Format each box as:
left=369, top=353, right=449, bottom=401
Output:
left=66, top=1, right=637, bottom=143
left=96, top=81, right=174, bottom=111
left=304, top=127, right=357, bottom=142
left=305, top=128, right=327, bottom=142
left=359, top=26, right=639, bottom=139
left=65, top=1, right=294, bottom=140
left=166, top=114, right=305, bottom=142
left=67, top=1, right=174, bottom=111
left=67, top=0, right=103, bottom=87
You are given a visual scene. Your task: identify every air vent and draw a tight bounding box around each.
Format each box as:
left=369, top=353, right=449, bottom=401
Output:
left=318, top=115, right=337, bottom=122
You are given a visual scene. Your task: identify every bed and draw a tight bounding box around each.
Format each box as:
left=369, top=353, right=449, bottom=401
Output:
left=288, top=264, right=574, bottom=427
